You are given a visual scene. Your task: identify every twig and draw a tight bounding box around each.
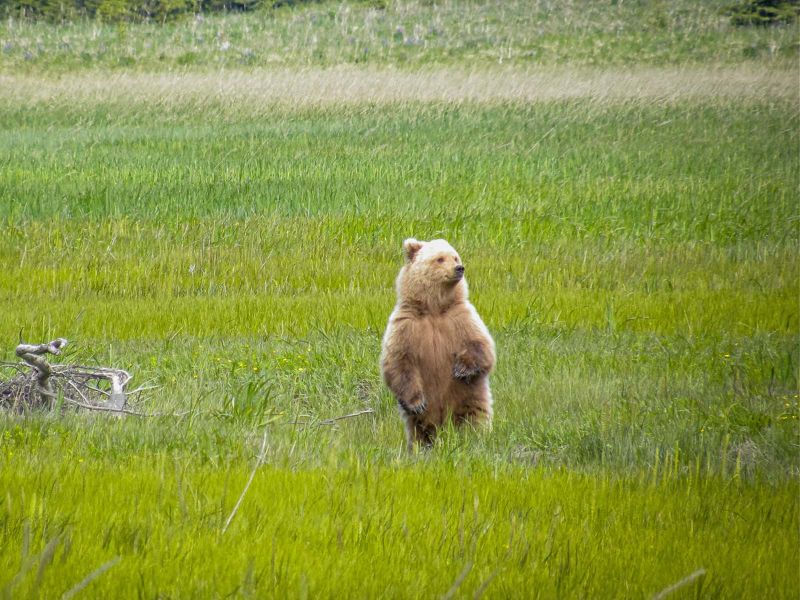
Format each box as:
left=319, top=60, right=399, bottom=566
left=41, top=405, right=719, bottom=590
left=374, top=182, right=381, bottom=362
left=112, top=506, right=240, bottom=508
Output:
left=60, top=396, right=187, bottom=418
left=652, top=569, right=706, bottom=600
left=56, top=367, right=131, bottom=387
left=221, top=428, right=269, bottom=535
left=126, top=384, right=161, bottom=395
left=472, top=569, right=500, bottom=600
left=61, top=396, right=150, bottom=417
left=274, top=413, right=312, bottom=426
left=318, top=408, right=375, bottom=426
left=65, top=379, right=94, bottom=406
left=277, top=409, right=374, bottom=427
left=82, top=384, right=111, bottom=397
left=0, top=361, right=29, bottom=373
left=15, top=338, right=68, bottom=358
left=442, top=561, right=473, bottom=600
left=64, top=378, right=124, bottom=417
left=61, top=557, right=121, bottom=600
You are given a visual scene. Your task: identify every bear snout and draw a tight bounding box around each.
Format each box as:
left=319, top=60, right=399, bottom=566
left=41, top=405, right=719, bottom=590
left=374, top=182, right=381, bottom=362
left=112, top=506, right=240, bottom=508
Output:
left=454, top=265, right=465, bottom=278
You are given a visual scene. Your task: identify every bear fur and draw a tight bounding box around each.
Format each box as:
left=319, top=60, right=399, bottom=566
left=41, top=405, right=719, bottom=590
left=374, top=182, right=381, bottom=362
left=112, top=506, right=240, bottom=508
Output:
left=380, top=238, right=496, bottom=450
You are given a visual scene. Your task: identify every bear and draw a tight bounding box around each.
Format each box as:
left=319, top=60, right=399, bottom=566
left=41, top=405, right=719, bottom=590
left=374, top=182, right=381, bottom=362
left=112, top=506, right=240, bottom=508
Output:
left=380, top=238, right=496, bottom=450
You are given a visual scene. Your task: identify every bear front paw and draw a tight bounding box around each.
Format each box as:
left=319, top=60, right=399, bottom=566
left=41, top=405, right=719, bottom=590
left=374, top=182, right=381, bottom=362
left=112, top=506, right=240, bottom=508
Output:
left=399, top=394, right=427, bottom=415
left=453, top=360, right=481, bottom=384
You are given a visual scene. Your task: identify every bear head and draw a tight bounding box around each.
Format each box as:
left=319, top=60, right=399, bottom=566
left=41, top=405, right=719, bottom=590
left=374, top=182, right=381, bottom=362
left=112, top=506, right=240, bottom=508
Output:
left=396, top=238, right=468, bottom=312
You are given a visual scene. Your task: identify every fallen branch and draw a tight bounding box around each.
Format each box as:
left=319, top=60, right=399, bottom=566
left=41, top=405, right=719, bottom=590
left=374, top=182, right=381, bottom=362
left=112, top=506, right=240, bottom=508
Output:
left=126, top=383, right=161, bottom=396
left=1, top=338, right=139, bottom=416
left=318, top=408, right=375, bottom=426
left=221, top=428, right=270, bottom=535
left=276, top=409, right=375, bottom=427
left=61, top=396, right=150, bottom=418
left=15, top=338, right=67, bottom=407
left=60, top=392, right=189, bottom=418
left=15, top=338, right=68, bottom=358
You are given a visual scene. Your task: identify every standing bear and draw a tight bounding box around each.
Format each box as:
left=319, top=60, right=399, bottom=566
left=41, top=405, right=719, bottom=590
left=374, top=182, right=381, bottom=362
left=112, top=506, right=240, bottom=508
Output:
left=380, top=238, right=496, bottom=450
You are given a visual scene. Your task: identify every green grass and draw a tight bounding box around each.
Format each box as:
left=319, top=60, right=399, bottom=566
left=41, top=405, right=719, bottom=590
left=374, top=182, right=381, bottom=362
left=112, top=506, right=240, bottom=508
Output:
left=1, top=2, right=799, bottom=596
left=1, top=92, right=797, bottom=596
left=2, top=440, right=798, bottom=598
left=1, top=0, right=798, bottom=73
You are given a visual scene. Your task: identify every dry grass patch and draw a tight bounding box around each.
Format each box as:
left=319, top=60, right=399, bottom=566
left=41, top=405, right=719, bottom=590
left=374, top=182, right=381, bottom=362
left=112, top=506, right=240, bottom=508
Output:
left=1, top=66, right=796, bottom=109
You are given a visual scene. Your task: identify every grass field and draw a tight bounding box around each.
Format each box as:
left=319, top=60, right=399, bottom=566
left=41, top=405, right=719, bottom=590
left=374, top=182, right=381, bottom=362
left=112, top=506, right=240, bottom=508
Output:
left=1, top=0, right=798, bottom=72
left=1, top=0, right=799, bottom=598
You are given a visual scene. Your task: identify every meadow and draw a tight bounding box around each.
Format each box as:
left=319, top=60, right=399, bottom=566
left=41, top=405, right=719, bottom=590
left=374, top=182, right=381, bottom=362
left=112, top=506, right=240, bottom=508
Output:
left=1, top=0, right=798, bottom=72
left=1, top=1, right=799, bottom=598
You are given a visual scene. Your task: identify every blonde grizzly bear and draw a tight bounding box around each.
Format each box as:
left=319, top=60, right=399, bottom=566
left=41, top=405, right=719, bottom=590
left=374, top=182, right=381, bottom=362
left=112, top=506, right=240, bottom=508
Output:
left=380, top=238, right=496, bottom=450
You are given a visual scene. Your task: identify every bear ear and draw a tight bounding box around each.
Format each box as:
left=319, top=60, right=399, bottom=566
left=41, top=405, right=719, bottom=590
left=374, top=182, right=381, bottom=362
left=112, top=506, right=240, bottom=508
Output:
left=403, top=238, right=424, bottom=262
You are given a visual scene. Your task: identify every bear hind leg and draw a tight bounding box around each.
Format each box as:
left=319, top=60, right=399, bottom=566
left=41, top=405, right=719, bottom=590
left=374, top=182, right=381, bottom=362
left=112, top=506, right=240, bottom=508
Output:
left=455, top=401, right=493, bottom=429
left=405, top=417, right=436, bottom=452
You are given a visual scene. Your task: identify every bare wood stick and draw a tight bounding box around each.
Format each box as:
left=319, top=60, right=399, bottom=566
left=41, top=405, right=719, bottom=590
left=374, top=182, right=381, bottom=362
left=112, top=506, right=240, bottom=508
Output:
left=652, top=569, right=706, bottom=600
left=108, top=373, right=126, bottom=416
left=64, top=379, right=123, bottom=418
left=442, top=561, right=473, bottom=600
left=221, top=428, right=269, bottom=535
left=472, top=569, right=500, bottom=600
left=64, top=395, right=161, bottom=417
left=82, top=384, right=111, bottom=397
left=61, top=557, right=121, bottom=600
left=62, top=395, right=150, bottom=417
left=126, top=384, right=161, bottom=395
left=85, top=382, right=156, bottom=400
left=65, top=380, right=93, bottom=406
left=277, top=409, right=375, bottom=427
left=51, top=369, right=131, bottom=389
left=57, top=367, right=131, bottom=387
left=15, top=338, right=68, bottom=358
left=16, top=340, right=67, bottom=407
left=318, top=408, right=375, bottom=426
left=0, top=361, right=29, bottom=372
left=51, top=365, right=133, bottom=387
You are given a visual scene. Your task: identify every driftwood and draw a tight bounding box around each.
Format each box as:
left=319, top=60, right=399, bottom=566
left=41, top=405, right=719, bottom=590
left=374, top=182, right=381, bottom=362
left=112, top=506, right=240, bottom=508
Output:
left=0, top=338, right=134, bottom=416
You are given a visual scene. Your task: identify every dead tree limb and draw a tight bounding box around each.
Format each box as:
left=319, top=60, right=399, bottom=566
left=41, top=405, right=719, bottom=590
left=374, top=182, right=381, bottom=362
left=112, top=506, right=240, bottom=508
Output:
left=2, top=338, right=138, bottom=416
left=15, top=338, right=67, bottom=407
left=318, top=408, right=375, bottom=426
left=61, top=396, right=151, bottom=417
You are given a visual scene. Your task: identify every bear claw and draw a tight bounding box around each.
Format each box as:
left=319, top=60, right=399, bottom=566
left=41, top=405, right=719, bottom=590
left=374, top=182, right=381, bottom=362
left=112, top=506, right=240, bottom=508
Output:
left=453, top=362, right=480, bottom=383
left=399, top=397, right=427, bottom=415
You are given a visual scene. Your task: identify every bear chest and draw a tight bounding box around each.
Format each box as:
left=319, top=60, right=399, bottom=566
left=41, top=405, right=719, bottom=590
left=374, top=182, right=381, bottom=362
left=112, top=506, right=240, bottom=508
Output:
left=412, top=315, right=459, bottom=371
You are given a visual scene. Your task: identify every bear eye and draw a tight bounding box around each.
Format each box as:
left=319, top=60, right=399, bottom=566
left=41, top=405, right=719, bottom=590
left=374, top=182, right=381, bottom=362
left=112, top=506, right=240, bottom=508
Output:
left=436, top=257, right=445, bottom=264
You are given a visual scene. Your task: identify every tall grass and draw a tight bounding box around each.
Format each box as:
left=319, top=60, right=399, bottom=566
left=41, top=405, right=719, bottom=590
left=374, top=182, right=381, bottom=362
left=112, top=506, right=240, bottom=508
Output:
left=1, top=90, right=797, bottom=470
left=1, top=448, right=798, bottom=598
